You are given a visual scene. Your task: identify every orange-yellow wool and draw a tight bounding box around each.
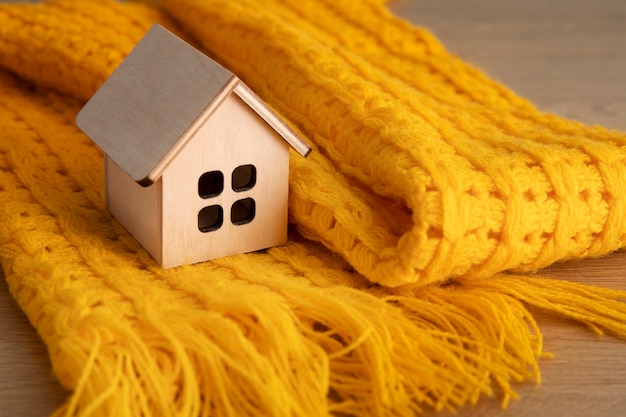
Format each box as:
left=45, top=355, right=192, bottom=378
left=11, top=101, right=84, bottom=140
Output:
left=1, top=0, right=626, bottom=416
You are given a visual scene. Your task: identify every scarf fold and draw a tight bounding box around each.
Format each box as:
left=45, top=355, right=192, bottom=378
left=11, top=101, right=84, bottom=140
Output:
left=1, top=0, right=626, bottom=416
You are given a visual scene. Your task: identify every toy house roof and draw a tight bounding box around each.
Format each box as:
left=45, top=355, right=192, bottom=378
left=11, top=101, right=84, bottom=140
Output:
left=76, top=24, right=311, bottom=186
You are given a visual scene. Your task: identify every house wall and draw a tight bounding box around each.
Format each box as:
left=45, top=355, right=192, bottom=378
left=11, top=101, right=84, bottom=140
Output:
left=160, top=94, right=290, bottom=268
left=105, top=156, right=163, bottom=262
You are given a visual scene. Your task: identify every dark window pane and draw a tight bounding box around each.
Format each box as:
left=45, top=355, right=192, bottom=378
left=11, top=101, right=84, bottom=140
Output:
left=198, top=205, right=223, bottom=232
left=231, top=198, right=255, bottom=225
left=198, top=171, right=223, bottom=198
left=232, top=164, right=256, bottom=192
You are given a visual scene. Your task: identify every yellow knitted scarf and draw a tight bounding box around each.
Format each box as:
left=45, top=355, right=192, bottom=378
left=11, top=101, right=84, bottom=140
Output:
left=2, top=0, right=626, bottom=415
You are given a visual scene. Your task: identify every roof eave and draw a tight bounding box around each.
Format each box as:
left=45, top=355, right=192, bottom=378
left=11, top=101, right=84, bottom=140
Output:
left=233, top=82, right=312, bottom=158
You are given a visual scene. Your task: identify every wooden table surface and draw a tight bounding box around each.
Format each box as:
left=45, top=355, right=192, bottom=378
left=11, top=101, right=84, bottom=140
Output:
left=2, top=0, right=626, bottom=416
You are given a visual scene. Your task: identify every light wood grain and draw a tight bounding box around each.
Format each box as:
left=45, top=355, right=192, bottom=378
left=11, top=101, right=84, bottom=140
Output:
left=160, top=93, right=290, bottom=267
left=106, top=156, right=164, bottom=262
left=2, top=0, right=626, bottom=416
left=0, top=278, right=69, bottom=416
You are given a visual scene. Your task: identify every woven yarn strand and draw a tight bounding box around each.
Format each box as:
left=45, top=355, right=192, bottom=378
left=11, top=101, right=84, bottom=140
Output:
left=1, top=1, right=626, bottom=416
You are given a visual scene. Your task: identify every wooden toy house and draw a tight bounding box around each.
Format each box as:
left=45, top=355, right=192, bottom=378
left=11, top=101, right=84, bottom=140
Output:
left=76, top=25, right=311, bottom=268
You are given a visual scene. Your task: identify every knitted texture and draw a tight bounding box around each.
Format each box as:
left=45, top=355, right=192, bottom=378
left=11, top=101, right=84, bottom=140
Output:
left=1, top=0, right=626, bottom=416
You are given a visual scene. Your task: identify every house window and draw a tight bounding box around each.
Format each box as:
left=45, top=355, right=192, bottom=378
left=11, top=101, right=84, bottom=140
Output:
left=198, top=205, right=223, bottom=232
left=198, top=171, right=224, bottom=198
left=197, top=165, right=257, bottom=232
left=232, top=164, right=256, bottom=192
left=231, top=197, right=256, bottom=225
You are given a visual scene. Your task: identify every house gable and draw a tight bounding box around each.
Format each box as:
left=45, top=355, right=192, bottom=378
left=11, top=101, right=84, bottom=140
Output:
left=159, top=93, right=290, bottom=267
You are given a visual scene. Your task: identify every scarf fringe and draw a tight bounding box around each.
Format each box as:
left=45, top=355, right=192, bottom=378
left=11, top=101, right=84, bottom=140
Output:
left=464, top=272, right=626, bottom=338
left=41, top=269, right=626, bottom=416
left=1, top=1, right=626, bottom=416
